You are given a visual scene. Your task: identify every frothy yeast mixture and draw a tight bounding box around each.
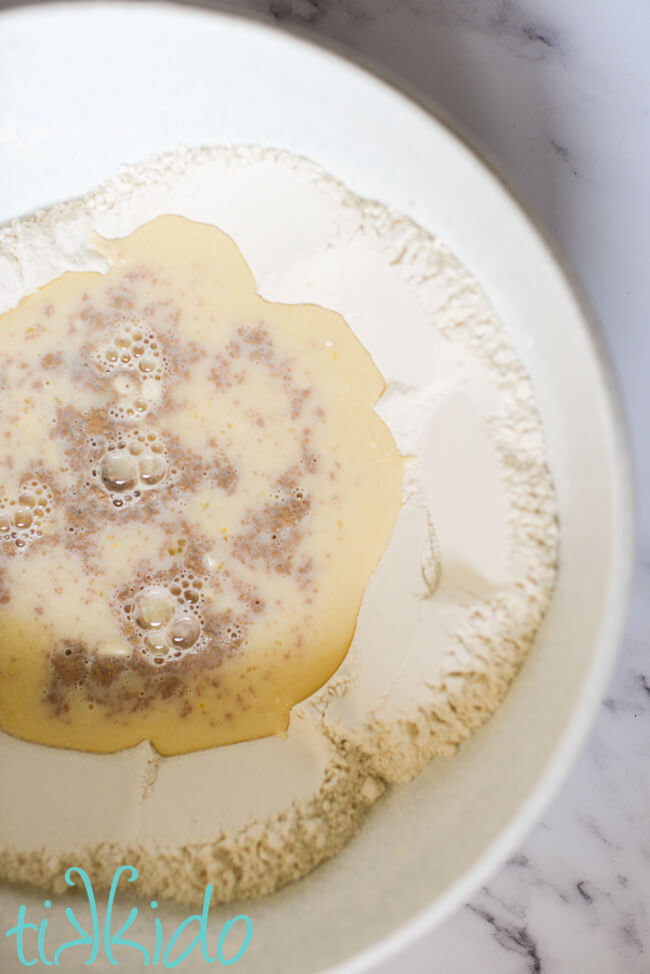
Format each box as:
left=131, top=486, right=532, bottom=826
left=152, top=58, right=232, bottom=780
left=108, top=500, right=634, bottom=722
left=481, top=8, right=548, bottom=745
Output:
left=0, top=215, right=403, bottom=754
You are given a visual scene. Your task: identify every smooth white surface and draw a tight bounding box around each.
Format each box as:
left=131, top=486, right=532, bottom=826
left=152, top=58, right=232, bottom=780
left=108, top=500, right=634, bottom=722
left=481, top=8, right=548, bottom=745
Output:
left=0, top=3, right=638, bottom=973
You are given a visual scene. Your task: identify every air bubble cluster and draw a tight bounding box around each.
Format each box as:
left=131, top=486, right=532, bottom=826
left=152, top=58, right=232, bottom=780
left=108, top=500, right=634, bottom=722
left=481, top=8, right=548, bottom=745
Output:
left=0, top=482, right=53, bottom=550
left=93, top=318, right=169, bottom=418
left=123, top=576, right=206, bottom=664
left=90, top=428, right=169, bottom=507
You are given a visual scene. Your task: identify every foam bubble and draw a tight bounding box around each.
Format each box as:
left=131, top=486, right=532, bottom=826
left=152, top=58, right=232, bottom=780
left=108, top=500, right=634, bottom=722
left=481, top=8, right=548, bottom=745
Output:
left=100, top=451, right=138, bottom=493
left=144, top=631, right=170, bottom=655
left=169, top=616, right=200, bottom=649
left=135, top=587, right=175, bottom=630
left=13, top=507, right=33, bottom=530
left=138, top=454, right=166, bottom=486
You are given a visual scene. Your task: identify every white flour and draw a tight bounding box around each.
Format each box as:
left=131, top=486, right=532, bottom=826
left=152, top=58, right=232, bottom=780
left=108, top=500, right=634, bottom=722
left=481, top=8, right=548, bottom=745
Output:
left=0, top=146, right=558, bottom=903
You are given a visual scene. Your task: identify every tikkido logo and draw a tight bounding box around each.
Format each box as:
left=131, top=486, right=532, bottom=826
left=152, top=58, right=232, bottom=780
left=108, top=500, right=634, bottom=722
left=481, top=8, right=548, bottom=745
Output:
left=5, top=866, right=253, bottom=968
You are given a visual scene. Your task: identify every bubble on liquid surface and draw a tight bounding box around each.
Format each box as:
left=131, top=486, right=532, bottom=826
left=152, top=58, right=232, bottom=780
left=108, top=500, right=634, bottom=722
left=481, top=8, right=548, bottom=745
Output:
left=100, top=452, right=137, bottom=493
left=134, top=588, right=175, bottom=630
left=144, top=631, right=170, bottom=655
left=169, top=616, right=200, bottom=649
left=13, top=507, right=33, bottom=530
left=138, top=454, right=166, bottom=486
left=0, top=484, right=53, bottom=548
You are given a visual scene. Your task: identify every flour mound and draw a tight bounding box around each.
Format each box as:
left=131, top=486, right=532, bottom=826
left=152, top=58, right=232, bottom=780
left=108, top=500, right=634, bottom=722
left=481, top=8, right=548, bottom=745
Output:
left=0, top=145, right=558, bottom=905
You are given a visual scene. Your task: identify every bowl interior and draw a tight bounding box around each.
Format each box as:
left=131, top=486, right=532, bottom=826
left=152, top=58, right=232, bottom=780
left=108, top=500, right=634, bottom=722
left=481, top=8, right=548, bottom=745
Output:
left=0, top=6, right=632, bottom=973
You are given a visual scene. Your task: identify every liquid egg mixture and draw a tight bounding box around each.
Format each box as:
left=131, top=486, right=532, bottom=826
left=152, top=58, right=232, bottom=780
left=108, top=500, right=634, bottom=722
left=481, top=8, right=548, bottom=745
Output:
left=0, top=215, right=403, bottom=755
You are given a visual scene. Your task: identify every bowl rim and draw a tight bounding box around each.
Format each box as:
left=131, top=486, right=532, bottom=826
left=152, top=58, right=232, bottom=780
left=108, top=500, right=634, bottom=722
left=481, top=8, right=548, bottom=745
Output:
left=0, top=4, right=637, bottom=972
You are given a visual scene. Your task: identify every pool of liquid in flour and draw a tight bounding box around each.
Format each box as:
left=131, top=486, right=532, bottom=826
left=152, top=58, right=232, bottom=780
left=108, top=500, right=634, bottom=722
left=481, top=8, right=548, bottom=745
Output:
left=0, top=215, right=403, bottom=754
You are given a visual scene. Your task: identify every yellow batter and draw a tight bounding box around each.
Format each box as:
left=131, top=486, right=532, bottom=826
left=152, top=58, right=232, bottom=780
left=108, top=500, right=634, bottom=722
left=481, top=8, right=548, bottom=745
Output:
left=0, top=215, right=403, bottom=755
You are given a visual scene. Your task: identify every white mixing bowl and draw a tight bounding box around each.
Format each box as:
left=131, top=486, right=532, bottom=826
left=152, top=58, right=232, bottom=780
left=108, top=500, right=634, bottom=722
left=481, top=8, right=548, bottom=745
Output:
left=0, top=5, right=633, bottom=973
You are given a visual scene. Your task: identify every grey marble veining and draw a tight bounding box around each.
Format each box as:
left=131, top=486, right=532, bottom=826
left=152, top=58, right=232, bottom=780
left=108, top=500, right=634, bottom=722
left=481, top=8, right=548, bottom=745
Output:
left=265, top=0, right=567, bottom=61
left=217, top=0, right=649, bottom=970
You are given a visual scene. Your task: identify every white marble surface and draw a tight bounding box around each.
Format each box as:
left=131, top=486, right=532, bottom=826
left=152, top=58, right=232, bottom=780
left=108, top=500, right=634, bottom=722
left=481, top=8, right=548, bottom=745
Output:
left=222, top=0, right=649, bottom=971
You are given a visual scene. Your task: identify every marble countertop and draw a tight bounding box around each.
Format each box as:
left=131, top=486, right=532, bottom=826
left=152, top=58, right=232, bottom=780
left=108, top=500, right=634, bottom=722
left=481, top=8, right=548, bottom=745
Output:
left=231, top=0, right=648, bottom=971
